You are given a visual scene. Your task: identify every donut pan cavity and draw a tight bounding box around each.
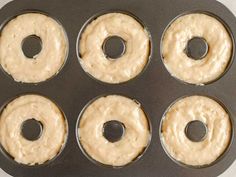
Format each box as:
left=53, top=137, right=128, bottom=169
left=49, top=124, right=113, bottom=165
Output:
left=0, top=0, right=236, bottom=176
left=75, top=94, right=152, bottom=168
left=0, top=10, right=69, bottom=84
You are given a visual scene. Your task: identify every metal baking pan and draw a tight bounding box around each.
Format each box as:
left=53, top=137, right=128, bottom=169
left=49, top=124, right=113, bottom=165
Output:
left=0, top=0, right=236, bottom=176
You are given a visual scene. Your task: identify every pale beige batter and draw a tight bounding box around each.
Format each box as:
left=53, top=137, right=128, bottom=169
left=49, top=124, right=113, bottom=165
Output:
left=161, top=96, right=231, bottom=166
left=78, top=95, right=150, bottom=166
left=79, top=13, right=150, bottom=84
left=0, top=13, right=68, bottom=83
left=0, top=95, right=67, bottom=165
left=161, top=13, right=232, bottom=85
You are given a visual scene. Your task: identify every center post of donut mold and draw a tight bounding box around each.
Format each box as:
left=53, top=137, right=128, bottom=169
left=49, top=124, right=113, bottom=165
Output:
left=102, top=36, right=126, bottom=59
left=185, top=37, right=209, bottom=60
left=21, top=118, right=43, bottom=141
left=22, top=35, right=42, bottom=59
left=103, top=120, right=125, bottom=143
left=185, top=120, right=208, bottom=142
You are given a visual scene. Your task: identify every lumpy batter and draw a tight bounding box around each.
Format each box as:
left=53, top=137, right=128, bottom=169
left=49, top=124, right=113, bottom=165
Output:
left=79, top=13, right=150, bottom=84
left=161, top=96, right=231, bottom=166
left=0, top=95, right=67, bottom=165
left=0, top=13, right=68, bottom=83
left=78, top=95, right=150, bottom=166
left=161, top=13, right=232, bottom=85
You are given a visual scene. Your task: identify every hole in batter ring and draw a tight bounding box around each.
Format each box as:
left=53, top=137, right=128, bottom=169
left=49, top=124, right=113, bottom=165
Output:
left=77, top=95, right=151, bottom=167
left=0, top=94, right=68, bottom=166
left=21, top=118, right=44, bottom=141
left=21, top=35, right=43, bottom=59
left=102, top=36, right=126, bottom=59
left=0, top=12, right=68, bottom=83
left=185, top=37, right=209, bottom=60
left=103, top=120, right=126, bottom=143
left=185, top=120, right=208, bottom=142
left=78, top=12, right=151, bottom=84
left=160, top=95, right=232, bottom=167
left=161, top=13, right=233, bottom=85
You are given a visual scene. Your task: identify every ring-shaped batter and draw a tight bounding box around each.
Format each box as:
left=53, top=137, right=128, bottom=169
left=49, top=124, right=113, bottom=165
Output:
left=78, top=95, right=150, bottom=166
left=0, top=95, right=67, bottom=165
left=79, top=13, right=150, bottom=84
left=0, top=13, right=68, bottom=83
left=160, top=95, right=231, bottom=166
left=161, top=13, right=233, bottom=85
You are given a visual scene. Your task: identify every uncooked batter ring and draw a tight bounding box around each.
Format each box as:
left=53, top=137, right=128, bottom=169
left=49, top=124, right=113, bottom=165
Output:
left=160, top=95, right=231, bottom=167
left=0, top=13, right=68, bottom=83
left=79, top=13, right=150, bottom=84
left=161, top=13, right=233, bottom=85
left=0, top=94, right=67, bottom=165
left=78, top=95, right=151, bottom=167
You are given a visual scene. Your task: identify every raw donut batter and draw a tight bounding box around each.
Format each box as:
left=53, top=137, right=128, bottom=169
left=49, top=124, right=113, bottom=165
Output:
left=78, top=95, right=150, bottom=166
left=161, top=95, right=231, bottom=166
left=79, top=13, right=150, bottom=84
left=0, top=95, right=67, bottom=165
left=161, top=13, right=232, bottom=85
left=0, top=13, right=68, bottom=83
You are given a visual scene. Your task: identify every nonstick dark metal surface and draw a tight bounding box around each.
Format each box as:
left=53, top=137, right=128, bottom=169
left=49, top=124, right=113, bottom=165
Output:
left=0, top=0, right=236, bottom=177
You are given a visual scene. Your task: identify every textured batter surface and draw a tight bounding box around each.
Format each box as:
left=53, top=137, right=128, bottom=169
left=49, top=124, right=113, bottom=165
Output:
left=161, top=13, right=232, bottom=85
left=0, top=95, right=67, bottom=165
left=79, top=95, right=150, bottom=166
left=161, top=96, right=231, bottom=166
left=0, top=13, right=68, bottom=83
left=79, top=13, right=150, bottom=84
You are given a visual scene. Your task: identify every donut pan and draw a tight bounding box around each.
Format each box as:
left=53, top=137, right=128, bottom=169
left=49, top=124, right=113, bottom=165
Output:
left=0, top=0, right=236, bottom=177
